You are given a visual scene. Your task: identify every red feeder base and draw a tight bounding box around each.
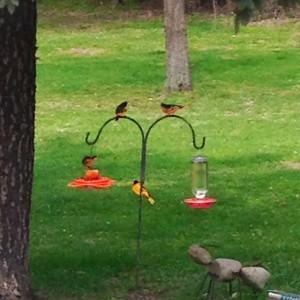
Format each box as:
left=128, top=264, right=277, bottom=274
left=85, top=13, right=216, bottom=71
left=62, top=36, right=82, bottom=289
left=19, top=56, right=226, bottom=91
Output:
left=184, top=197, right=217, bottom=209
left=68, top=170, right=115, bottom=189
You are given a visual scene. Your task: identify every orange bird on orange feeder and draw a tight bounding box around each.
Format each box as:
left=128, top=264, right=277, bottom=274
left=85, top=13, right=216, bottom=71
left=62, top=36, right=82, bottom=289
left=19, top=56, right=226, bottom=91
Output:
left=161, top=102, right=185, bottom=115
left=115, top=101, right=128, bottom=121
left=82, top=155, right=97, bottom=170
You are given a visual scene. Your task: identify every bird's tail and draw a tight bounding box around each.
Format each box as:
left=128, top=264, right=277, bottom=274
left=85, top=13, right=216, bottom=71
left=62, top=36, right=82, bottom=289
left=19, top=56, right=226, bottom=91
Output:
left=147, top=196, right=155, bottom=205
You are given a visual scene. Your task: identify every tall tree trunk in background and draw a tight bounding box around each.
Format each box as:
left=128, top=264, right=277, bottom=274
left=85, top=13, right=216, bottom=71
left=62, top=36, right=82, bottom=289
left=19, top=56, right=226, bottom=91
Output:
left=0, top=1, right=37, bottom=299
left=163, top=0, right=192, bottom=92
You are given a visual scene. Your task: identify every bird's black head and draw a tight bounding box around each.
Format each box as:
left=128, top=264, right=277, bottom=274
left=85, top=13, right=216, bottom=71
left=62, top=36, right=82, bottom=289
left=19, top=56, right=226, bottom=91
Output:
left=133, top=180, right=139, bottom=184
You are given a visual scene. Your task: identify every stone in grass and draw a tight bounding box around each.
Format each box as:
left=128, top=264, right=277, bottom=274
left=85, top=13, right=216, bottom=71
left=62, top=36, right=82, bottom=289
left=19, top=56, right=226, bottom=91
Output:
left=209, top=258, right=242, bottom=282
left=188, top=244, right=213, bottom=265
left=240, top=267, right=270, bottom=291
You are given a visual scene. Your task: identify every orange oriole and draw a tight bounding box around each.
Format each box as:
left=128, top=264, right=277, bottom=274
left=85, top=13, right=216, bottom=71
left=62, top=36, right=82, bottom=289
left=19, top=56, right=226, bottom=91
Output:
left=115, top=101, right=128, bottom=121
left=82, top=155, right=97, bottom=170
left=132, top=180, right=155, bottom=205
left=161, top=102, right=185, bottom=115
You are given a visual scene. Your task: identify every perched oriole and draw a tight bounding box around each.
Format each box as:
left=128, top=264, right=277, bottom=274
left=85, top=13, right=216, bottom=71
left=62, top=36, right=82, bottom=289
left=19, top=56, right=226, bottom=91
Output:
left=82, top=155, right=97, bottom=170
left=115, top=101, right=128, bottom=121
left=161, top=102, right=185, bottom=115
left=132, top=180, right=155, bottom=205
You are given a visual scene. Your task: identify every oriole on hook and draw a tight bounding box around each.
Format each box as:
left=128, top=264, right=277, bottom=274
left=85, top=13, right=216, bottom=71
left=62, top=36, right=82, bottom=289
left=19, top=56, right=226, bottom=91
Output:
left=115, top=101, right=128, bottom=121
left=161, top=102, right=185, bottom=115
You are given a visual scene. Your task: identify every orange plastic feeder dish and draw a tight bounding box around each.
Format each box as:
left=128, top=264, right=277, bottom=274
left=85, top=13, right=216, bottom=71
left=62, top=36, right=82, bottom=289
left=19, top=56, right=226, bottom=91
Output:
left=68, top=169, right=115, bottom=189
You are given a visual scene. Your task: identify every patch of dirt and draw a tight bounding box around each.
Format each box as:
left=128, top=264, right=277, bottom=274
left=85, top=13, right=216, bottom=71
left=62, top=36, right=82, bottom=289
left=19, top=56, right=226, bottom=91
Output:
left=281, top=161, right=300, bottom=170
left=63, top=47, right=106, bottom=56
left=38, top=7, right=162, bottom=28
left=251, top=17, right=300, bottom=27
left=126, top=289, right=171, bottom=300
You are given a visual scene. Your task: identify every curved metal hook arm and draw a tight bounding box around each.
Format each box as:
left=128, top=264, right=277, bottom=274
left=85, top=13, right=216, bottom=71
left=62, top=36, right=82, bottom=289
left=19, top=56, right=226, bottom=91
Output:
left=119, top=116, right=146, bottom=142
left=85, top=116, right=145, bottom=147
left=85, top=117, right=116, bottom=146
left=145, top=115, right=206, bottom=150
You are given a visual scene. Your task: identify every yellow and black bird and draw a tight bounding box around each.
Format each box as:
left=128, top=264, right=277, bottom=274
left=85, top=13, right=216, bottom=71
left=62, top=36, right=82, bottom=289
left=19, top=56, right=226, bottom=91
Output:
left=82, top=155, right=97, bottom=170
left=161, top=102, right=185, bottom=115
left=115, top=101, right=128, bottom=121
left=132, top=180, right=155, bottom=205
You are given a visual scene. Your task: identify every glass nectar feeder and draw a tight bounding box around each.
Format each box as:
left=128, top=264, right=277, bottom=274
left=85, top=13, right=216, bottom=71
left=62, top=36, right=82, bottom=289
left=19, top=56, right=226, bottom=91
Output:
left=185, top=154, right=216, bottom=209
left=191, top=155, right=208, bottom=199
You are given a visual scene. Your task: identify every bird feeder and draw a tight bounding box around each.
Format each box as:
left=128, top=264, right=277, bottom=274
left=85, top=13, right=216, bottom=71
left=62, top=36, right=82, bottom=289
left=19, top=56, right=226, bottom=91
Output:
left=185, top=155, right=216, bottom=209
left=67, top=154, right=115, bottom=189
left=191, top=155, right=208, bottom=199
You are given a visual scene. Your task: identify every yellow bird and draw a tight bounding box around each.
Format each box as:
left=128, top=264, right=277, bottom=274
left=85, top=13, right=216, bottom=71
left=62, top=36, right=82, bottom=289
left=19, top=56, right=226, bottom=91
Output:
left=132, top=180, right=155, bottom=205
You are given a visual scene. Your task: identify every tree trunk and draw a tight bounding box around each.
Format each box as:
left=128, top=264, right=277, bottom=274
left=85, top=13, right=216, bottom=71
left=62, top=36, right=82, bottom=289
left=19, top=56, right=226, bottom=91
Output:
left=0, top=1, right=37, bottom=299
left=163, top=0, right=192, bottom=92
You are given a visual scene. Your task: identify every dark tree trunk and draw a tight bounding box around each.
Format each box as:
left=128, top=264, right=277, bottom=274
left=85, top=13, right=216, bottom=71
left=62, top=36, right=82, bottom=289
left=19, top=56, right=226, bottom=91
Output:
left=163, top=0, right=192, bottom=92
left=0, top=1, right=37, bottom=299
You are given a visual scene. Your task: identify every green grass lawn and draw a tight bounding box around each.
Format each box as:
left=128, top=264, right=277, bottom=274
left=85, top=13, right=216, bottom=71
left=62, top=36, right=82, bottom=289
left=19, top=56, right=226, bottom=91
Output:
left=30, top=7, right=300, bottom=299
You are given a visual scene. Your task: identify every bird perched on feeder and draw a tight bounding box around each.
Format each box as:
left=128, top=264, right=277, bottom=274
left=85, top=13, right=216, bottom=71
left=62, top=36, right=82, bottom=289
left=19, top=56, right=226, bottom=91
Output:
left=82, top=155, right=97, bottom=170
left=115, top=101, right=128, bottom=121
left=161, top=102, right=185, bottom=115
left=132, top=180, right=155, bottom=205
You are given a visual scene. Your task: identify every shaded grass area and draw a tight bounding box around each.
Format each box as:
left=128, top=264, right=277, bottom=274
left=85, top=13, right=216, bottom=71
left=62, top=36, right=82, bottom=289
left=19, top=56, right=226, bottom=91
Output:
left=31, top=7, right=300, bottom=299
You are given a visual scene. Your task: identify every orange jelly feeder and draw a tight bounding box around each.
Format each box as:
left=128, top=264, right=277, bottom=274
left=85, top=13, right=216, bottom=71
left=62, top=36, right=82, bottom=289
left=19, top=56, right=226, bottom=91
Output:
left=68, top=154, right=115, bottom=189
left=85, top=169, right=101, bottom=180
left=68, top=169, right=115, bottom=189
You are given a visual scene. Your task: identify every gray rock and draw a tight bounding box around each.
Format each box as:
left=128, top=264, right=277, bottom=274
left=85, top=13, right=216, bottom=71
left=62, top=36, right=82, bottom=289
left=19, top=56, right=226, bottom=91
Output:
left=240, top=267, right=270, bottom=291
left=188, top=244, right=213, bottom=265
left=209, top=258, right=242, bottom=282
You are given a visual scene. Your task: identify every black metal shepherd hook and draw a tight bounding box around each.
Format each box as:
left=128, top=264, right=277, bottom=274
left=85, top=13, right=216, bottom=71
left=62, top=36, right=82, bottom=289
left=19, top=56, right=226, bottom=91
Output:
left=85, top=114, right=206, bottom=290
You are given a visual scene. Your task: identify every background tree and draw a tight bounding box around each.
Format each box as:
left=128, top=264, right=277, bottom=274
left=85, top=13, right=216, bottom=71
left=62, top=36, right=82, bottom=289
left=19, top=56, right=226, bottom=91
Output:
left=234, top=0, right=300, bottom=33
left=0, top=0, right=37, bottom=299
left=163, top=0, right=192, bottom=92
